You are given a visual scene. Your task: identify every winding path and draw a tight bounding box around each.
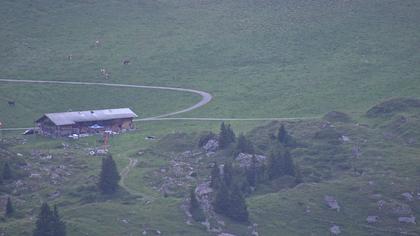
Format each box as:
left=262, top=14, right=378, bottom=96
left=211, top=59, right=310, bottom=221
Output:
left=0, top=78, right=321, bottom=130
left=0, top=78, right=212, bottom=121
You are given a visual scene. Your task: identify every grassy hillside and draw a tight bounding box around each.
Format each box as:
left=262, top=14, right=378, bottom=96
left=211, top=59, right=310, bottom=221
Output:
left=1, top=0, right=420, bottom=128
left=1, top=0, right=420, bottom=235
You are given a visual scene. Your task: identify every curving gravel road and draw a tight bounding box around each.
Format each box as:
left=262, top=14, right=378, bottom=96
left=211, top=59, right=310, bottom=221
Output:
left=0, top=78, right=321, bottom=130
left=0, top=78, right=212, bottom=126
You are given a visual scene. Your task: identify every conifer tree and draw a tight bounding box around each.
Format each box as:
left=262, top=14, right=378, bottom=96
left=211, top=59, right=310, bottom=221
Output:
left=189, top=188, right=205, bottom=222
left=235, top=134, right=255, bottom=155
left=267, top=147, right=282, bottom=180
left=278, top=124, right=289, bottom=145
left=98, top=155, right=121, bottom=194
left=2, top=162, right=12, bottom=180
left=226, top=186, right=249, bottom=222
left=246, top=156, right=258, bottom=187
left=210, top=163, right=221, bottom=189
left=33, top=203, right=66, bottom=236
left=218, top=122, right=236, bottom=149
left=51, top=205, right=66, bottom=236
left=33, top=203, right=53, bottom=236
left=223, top=163, right=234, bottom=187
left=213, top=182, right=230, bottom=215
left=5, top=197, right=14, bottom=217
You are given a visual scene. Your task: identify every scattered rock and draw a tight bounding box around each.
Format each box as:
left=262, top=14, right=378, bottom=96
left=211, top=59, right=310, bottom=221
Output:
left=235, top=153, right=267, bottom=168
left=366, top=216, right=379, bottom=224
left=324, top=196, right=340, bottom=212
left=398, top=216, right=416, bottom=224
left=330, top=225, right=341, bottom=235
left=203, top=139, right=219, bottom=152
left=401, top=192, right=414, bottom=201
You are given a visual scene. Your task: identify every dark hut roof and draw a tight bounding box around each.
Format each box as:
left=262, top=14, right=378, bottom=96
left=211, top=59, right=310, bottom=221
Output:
left=36, top=108, right=138, bottom=126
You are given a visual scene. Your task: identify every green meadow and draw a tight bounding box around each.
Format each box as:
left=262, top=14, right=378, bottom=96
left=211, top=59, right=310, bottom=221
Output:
left=1, top=0, right=420, bottom=235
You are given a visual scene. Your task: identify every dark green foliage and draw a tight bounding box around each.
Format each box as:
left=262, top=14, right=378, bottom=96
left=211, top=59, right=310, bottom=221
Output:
left=98, top=155, right=121, bottom=194
left=235, top=134, right=255, bottom=155
left=5, top=197, right=14, bottom=217
left=198, top=132, right=216, bottom=147
left=33, top=203, right=66, bottom=236
left=210, top=163, right=221, bottom=189
left=213, top=183, right=249, bottom=223
left=226, top=186, right=249, bottom=222
left=277, top=124, right=292, bottom=146
left=189, top=188, right=205, bottom=222
left=51, top=206, right=66, bottom=236
left=267, top=146, right=296, bottom=180
left=218, top=122, right=236, bottom=149
left=223, top=163, right=234, bottom=187
left=213, top=182, right=230, bottom=215
left=2, top=162, right=12, bottom=180
left=246, top=156, right=258, bottom=187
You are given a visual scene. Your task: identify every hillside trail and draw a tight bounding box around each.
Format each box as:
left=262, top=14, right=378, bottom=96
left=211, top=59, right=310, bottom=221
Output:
left=119, top=157, right=155, bottom=202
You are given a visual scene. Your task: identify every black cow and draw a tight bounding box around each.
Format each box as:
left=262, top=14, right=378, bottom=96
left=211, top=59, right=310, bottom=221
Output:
left=7, top=101, right=15, bottom=106
left=123, top=60, right=130, bottom=65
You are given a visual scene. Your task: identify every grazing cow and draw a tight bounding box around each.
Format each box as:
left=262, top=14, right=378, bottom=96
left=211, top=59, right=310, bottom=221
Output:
left=100, top=68, right=106, bottom=75
left=123, top=59, right=130, bottom=65
left=8, top=101, right=15, bottom=106
left=67, top=54, right=73, bottom=60
left=95, top=40, right=100, bottom=47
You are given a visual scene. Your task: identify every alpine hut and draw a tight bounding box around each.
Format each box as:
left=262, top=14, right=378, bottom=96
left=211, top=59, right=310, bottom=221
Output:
left=35, top=108, right=138, bottom=137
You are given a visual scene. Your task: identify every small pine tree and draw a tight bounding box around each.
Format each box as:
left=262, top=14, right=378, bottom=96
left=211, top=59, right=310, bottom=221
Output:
left=98, top=155, right=121, bottom=194
left=277, top=125, right=287, bottom=144
left=3, top=162, right=12, bottom=180
left=218, top=122, right=236, bottom=149
left=33, top=203, right=66, bottom=236
left=51, top=205, right=66, bottom=236
left=226, top=186, right=249, bottom=223
left=210, top=163, right=221, bottom=189
left=246, top=156, right=258, bottom=188
left=5, top=197, right=14, bottom=217
left=213, top=182, right=230, bottom=215
left=267, top=148, right=281, bottom=180
left=189, top=188, right=205, bottom=222
left=235, top=134, right=255, bottom=155
left=33, top=203, right=53, bottom=236
left=223, top=163, right=234, bottom=187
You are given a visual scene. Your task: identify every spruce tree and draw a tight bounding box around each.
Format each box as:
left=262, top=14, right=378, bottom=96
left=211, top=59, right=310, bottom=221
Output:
left=33, top=203, right=53, bottom=236
left=213, top=182, right=230, bottom=215
left=189, top=188, right=205, bottom=222
left=3, top=162, right=12, bottom=180
left=51, top=205, right=66, bottom=236
left=246, top=156, right=258, bottom=188
left=33, top=203, right=66, bottom=236
left=5, top=197, right=14, bottom=217
left=218, top=122, right=229, bottom=149
left=98, top=155, right=121, bottom=194
left=235, top=134, right=255, bottom=155
left=226, top=186, right=249, bottom=222
left=278, top=125, right=288, bottom=144
left=223, top=163, right=234, bottom=187
left=267, top=148, right=281, bottom=180
left=218, top=122, right=236, bottom=149
left=210, top=163, right=221, bottom=189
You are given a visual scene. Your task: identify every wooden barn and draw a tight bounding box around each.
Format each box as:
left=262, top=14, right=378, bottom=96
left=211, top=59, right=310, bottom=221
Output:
left=35, top=108, right=138, bottom=137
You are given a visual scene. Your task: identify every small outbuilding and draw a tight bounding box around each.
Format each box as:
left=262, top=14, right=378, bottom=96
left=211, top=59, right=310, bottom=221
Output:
left=35, top=108, right=138, bottom=137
